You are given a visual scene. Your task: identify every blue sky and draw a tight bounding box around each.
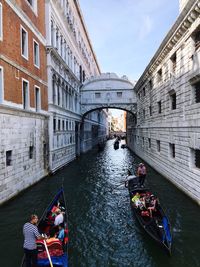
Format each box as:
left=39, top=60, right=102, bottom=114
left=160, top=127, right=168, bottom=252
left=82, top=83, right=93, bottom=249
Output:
left=79, top=0, right=179, bottom=82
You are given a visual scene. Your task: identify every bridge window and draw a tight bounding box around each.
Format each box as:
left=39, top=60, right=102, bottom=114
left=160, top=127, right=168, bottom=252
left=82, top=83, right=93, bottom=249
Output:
left=95, top=93, right=101, bottom=98
left=117, top=92, right=122, bottom=97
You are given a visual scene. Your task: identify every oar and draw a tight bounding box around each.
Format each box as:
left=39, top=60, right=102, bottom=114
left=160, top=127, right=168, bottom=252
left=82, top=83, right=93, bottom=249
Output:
left=42, top=236, right=54, bottom=267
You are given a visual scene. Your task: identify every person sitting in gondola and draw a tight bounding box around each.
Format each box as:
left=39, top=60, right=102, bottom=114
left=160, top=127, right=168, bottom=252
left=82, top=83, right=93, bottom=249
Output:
left=57, top=223, right=65, bottom=242
left=147, top=195, right=158, bottom=217
left=37, top=227, right=63, bottom=259
left=54, top=208, right=64, bottom=226
left=131, top=192, right=141, bottom=207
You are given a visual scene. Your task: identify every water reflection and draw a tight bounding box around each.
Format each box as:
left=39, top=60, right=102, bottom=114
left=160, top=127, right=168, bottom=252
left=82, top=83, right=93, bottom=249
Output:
left=0, top=140, right=199, bottom=267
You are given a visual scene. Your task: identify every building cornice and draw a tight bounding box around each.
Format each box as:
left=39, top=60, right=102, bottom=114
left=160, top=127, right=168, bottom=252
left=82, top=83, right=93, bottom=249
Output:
left=135, top=0, right=200, bottom=91
left=0, top=54, right=48, bottom=86
left=73, top=0, right=101, bottom=74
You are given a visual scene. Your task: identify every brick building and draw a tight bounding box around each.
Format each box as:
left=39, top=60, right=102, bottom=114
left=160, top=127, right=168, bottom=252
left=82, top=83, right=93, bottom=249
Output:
left=0, top=0, right=48, bottom=203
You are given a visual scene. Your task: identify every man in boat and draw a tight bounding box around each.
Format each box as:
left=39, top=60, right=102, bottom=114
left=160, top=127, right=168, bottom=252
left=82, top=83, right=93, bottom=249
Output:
left=23, top=214, right=46, bottom=267
left=131, top=192, right=141, bottom=207
left=54, top=208, right=64, bottom=226
left=137, top=163, right=147, bottom=187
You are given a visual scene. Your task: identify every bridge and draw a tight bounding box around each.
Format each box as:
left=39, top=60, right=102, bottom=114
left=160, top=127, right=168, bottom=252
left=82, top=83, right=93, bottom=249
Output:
left=80, top=73, right=137, bottom=116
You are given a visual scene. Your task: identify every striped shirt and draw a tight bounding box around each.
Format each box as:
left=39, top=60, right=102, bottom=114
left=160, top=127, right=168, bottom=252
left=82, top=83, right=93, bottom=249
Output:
left=23, top=222, right=40, bottom=250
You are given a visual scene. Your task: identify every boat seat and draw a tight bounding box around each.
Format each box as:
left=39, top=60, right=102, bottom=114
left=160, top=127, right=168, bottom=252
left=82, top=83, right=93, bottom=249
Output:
left=37, top=240, right=64, bottom=259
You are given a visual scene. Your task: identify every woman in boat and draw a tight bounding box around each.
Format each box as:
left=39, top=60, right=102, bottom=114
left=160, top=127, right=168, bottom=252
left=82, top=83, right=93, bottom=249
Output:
left=147, top=195, right=158, bottom=217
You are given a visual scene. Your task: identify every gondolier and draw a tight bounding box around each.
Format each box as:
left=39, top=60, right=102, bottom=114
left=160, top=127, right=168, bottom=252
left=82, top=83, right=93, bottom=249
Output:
left=137, top=163, right=147, bottom=186
left=23, top=214, right=45, bottom=267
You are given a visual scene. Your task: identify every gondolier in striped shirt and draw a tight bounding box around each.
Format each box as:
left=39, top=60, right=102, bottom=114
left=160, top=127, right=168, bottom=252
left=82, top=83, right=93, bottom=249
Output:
left=23, top=214, right=45, bottom=267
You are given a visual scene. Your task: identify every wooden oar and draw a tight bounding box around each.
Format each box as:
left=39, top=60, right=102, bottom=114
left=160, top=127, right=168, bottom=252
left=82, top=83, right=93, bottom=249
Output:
left=42, top=236, right=54, bottom=267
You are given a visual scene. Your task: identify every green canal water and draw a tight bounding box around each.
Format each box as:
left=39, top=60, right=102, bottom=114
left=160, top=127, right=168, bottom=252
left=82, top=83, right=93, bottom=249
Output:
left=0, top=140, right=200, bottom=267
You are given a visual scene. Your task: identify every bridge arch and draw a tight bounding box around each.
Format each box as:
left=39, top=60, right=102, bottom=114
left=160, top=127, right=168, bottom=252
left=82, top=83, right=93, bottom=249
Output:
left=80, top=73, right=137, bottom=116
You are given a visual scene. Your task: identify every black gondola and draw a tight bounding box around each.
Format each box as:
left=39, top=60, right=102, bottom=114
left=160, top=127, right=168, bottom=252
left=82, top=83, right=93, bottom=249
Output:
left=113, top=140, right=119, bottom=149
left=126, top=176, right=172, bottom=254
left=21, top=188, right=69, bottom=267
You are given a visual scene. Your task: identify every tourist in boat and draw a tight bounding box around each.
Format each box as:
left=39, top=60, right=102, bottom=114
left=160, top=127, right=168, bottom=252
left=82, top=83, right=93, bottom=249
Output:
left=147, top=195, right=158, bottom=217
left=58, top=223, right=65, bottom=242
left=137, top=163, right=147, bottom=186
left=23, top=214, right=46, bottom=267
left=54, top=208, right=64, bottom=226
left=131, top=192, right=141, bottom=207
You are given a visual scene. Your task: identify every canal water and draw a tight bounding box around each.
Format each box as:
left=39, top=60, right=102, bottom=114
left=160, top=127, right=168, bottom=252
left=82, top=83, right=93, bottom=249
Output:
left=0, top=140, right=200, bottom=267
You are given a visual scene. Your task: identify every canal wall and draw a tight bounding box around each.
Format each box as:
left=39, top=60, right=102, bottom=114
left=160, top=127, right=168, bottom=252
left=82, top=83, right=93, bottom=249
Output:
left=0, top=106, right=49, bottom=204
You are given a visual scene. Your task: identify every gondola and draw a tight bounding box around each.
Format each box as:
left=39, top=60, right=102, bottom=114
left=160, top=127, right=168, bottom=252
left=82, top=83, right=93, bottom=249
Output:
left=113, top=140, right=119, bottom=149
left=21, top=187, right=69, bottom=267
left=126, top=176, right=172, bottom=254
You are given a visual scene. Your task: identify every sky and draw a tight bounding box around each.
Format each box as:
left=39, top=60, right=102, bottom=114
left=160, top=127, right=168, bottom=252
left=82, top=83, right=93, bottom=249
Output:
left=78, top=0, right=179, bottom=82
left=78, top=0, right=180, bottom=118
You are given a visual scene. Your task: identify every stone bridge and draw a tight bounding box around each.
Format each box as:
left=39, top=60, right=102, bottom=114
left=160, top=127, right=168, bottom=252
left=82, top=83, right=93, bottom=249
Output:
left=80, top=73, right=137, bottom=116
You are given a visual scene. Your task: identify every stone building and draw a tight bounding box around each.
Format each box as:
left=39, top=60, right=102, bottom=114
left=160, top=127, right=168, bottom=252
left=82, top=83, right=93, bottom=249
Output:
left=0, top=0, right=48, bottom=203
left=127, top=0, right=200, bottom=204
left=45, top=0, right=106, bottom=172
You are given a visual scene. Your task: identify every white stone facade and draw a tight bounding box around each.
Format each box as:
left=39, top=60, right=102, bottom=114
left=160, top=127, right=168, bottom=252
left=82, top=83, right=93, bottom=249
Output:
left=45, top=0, right=107, bottom=172
left=0, top=106, right=48, bottom=204
left=127, top=0, right=200, bottom=204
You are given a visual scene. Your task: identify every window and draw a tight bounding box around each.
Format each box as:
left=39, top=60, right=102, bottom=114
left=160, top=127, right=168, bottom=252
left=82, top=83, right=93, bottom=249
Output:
left=117, top=92, right=122, bottom=97
left=143, top=109, right=145, bottom=119
left=157, top=140, right=160, bottom=152
left=194, top=149, right=200, bottom=169
left=58, top=119, right=60, bottom=131
left=157, top=101, right=161, bottom=114
left=0, top=66, right=3, bottom=103
left=35, top=86, right=40, bottom=112
left=21, top=26, right=28, bottom=59
left=33, top=40, right=40, bottom=67
left=171, top=53, right=176, bottom=73
left=53, top=118, right=56, bottom=131
left=6, top=150, right=12, bottom=166
left=29, top=146, right=34, bottom=159
left=95, top=93, right=101, bottom=98
left=149, top=106, right=152, bottom=116
left=62, top=120, right=65, bottom=130
left=26, top=0, right=37, bottom=13
left=169, top=143, right=175, bottom=158
left=143, top=87, right=145, bottom=96
left=157, top=69, right=162, bottom=83
left=170, top=92, right=176, bottom=110
left=0, top=3, right=2, bottom=41
left=193, top=28, right=200, bottom=51
left=22, top=79, right=29, bottom=109
left=194, top=81, right=200, bottom=103
left=148, top=138, right=151, bottom=149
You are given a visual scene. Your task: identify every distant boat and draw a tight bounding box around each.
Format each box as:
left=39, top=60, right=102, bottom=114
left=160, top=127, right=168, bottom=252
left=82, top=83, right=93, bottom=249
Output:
left=113, top=140, right=119, bottom=149
left=126, top=177, right=172, bottom=254
left=21, top=188, right=69, bottom=267
left=121, top=144, right=127, bottom=149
